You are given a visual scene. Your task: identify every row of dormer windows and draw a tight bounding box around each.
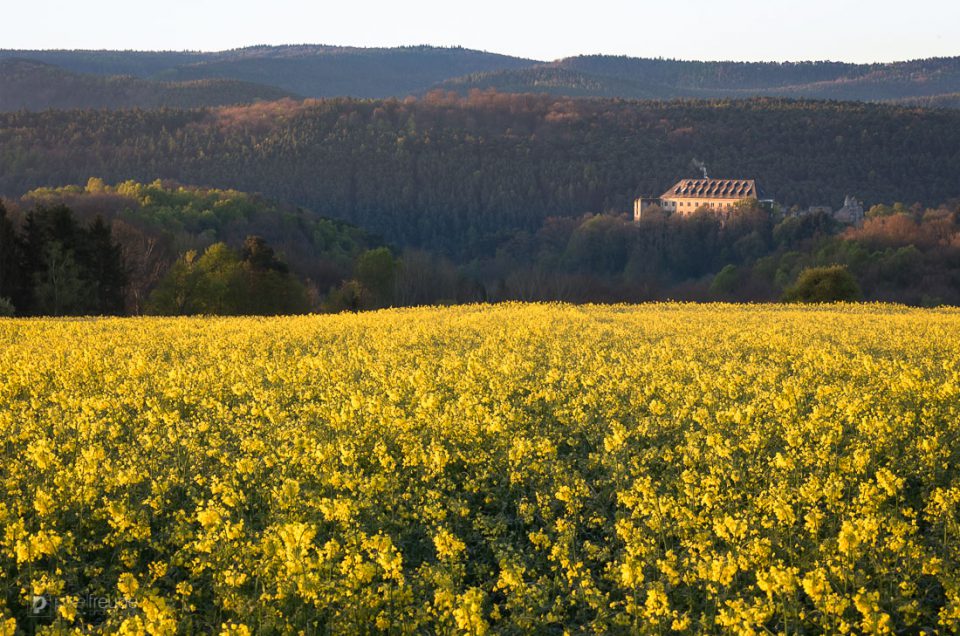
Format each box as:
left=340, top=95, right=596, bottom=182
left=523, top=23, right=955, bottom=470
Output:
left=673, top=201, right=733, bottom=210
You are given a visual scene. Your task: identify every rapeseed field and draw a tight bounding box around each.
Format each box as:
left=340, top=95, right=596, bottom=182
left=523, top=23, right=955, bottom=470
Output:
left=1, top=303, right=959, bottom=634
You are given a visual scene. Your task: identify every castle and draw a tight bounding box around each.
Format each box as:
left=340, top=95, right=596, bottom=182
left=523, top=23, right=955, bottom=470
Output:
left=634, top=178, right=767, bottom=221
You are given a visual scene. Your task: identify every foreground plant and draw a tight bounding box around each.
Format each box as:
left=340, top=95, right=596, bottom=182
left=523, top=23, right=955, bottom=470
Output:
left=1, top=303, right=958, bottom=634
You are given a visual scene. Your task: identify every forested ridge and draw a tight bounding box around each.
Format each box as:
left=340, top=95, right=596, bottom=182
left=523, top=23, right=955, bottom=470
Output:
left=3, top=178, right=960, bottom=316
left=1, top=94, right=959, bottom=254
left=0, top=180, right=380, bottom=315
left=0, top=59, right=298, bottom=111
left=439, top=55, right=960, bottom=102
left=3, top=46, right=960, bottom=104
left=0, top=45, right=535, bottom=100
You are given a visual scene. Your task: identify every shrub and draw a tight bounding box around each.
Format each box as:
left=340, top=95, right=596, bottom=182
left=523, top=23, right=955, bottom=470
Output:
left=783, top=265, right=860, bottom=302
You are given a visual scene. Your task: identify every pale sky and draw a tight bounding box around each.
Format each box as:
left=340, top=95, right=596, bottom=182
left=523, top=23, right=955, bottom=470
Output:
left=5, top=0, right=958, bottom=63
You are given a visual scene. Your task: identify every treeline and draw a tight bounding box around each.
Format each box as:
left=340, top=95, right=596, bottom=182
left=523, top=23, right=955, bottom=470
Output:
left=146, top=237, right=309, bottom=315
left=0, top=201, right=311, bottom=316
left=0, top=59, right=297, bottom=111
left=475, top=200, right=960, bottom=306
left=2, top=95, right=959, bottom=255
left=0, top=187, right=477, bottom=316
left=4, top=48, right=960, bottom=102
left=3, top=182, right=960, bottom=315
left=442, top=56, right=960, bottom=102
left=0, top=180, right=382, bottom=315
left=0, top=45, right=534, bottom=99
left=0, top=203, right=125, bottom=315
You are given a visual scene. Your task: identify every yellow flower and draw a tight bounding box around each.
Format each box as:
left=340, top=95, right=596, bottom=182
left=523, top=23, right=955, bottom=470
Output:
left=838, top=520, right=861, bottom=556
left=117, top=573, right=139, bottom=597
left=434, top=528, right=466, bottom=561
left=196, top=507, right=222, bottom=529
left=2, top=303, right=959, bottom=633
left=644, top=586, right=671, bottom=618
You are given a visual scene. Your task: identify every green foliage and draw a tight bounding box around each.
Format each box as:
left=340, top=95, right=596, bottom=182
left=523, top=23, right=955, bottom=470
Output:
left=6, top=182, right=960, bottom=312
left=772, top=212, right=837, bottom=247
left=0, top=202, right=19, bottom=304
left=2, top=181, right=382, bottom=316
left=710, top=264, right=740, bottom=297
left=6, top=47, right=960, bottom=103
left=241, top=235, right=288, bottom=273
left=324, top=280, right=367, bottom=313
left=22, top=179, right=379, bottom=298
left=481, top=199, right=960, bottom=306
left=323, top=247, right=400, bottom=312
left=0, top=296, right=14, bottom=317
left=0, top=59, right=297, bottom=111
left=146, top=238, right=309, bottom=316
left=439, top=55, right=960, bottom=102
left=865, top=203, right=911, bottom=219
left=144, top=251, right=204, bottom=316
left=0, top=45, right=534, bottom=99
left=31, top=242, right=89, bottom=315
left=2, top=97, right=960, bottom=256
left=240, top=237, right=311, bottom=315
left=10, top=205, right=127, bottom=315
left=564, top=215, right=632, bottom=275
left=84, top=216, right=127, bottom=314
left=194, top=243, right=244, bottom=314
left=354, top=247, right=397, bottom=306
left=783, top=265, right=861, bottom=303
left=867, top=204, right=894, bottom=218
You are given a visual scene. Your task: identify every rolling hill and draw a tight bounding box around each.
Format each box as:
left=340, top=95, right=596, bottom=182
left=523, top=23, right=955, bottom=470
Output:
left=1, top=95, right=958, bottom=255
left=0, top=59, right=297, bottom=110
left=149, top=45, right=537, bottom=98
left=3, top=46, right=959, bottom=105
left=0, top=45, right=536, bottom=101
left=435, top=55, right=960, bottom=103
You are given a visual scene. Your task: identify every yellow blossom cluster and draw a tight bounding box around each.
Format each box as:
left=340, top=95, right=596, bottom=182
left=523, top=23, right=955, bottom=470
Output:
left=1, top=303, right=959, bottom=633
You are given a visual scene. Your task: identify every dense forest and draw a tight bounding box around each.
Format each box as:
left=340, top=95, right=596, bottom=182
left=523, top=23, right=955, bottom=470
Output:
left=2, top=46, right=959, bottom=104
left=0, top=46, right=534, bottom=100
left=0, top=180, right=380, bottom=314
left=0, top=59, right=297, bottom=110
left=439, top=55, right=960, bottom=102
left=1, top=95, right=958, bottom=256
left=481, top=200, right=960, bottom=306
left=2, top=179, right=959, bottom=316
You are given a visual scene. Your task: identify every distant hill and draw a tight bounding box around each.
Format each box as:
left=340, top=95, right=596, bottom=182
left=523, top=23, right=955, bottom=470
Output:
left=0, top=59, right=297, bottom=110
left=435, top=55, right=960, bottom=103
left=17, top=179, right=379, bottom=293
left=3, top=46, right=960, bottom=105
left=886, top=92, right=960, bottom=109
left=433, top=66, right=666, bottom=98
left=0, top=45, right=536, bottom=101
left=2, top=95, right=958, bottom=255
left=150, top=45, right=537, bottom=98
left=0, top=50, right=209, bottom=77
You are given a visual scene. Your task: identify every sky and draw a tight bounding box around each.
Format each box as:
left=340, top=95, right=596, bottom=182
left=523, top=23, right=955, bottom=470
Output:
left=5, top=0, right=958, bottom=63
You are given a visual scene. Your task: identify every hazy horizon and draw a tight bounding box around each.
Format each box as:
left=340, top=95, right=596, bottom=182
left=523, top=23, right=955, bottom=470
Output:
left=5, top=0, right=958, bottom=65
left=2, top=42, right=959, bottom=66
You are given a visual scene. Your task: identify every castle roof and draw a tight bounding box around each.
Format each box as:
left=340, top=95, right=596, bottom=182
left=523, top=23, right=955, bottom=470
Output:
left=661, top=179, right=761, bottom=200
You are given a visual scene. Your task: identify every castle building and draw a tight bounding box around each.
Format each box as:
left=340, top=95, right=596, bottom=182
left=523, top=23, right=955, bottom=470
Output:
left=832, top=195, right=864, bottom=225
left=795, top=195, right=865, bottom=226
left=634, top=178, right=766, bottom=221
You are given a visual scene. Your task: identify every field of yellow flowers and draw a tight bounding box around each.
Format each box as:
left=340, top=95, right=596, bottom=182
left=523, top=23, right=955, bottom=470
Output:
left=2, top=303, right=960, bottom=634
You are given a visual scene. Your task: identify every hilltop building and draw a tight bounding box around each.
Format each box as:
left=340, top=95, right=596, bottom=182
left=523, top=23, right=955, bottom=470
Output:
left=833, top=195, right=865, bottom=225
left=795, top=195, right=865, bottom=226
left=634, top=178, right=769, bottom=221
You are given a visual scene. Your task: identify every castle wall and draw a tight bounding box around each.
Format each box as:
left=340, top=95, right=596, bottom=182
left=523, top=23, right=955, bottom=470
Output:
left=663, top=197, right=744, bottom=215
